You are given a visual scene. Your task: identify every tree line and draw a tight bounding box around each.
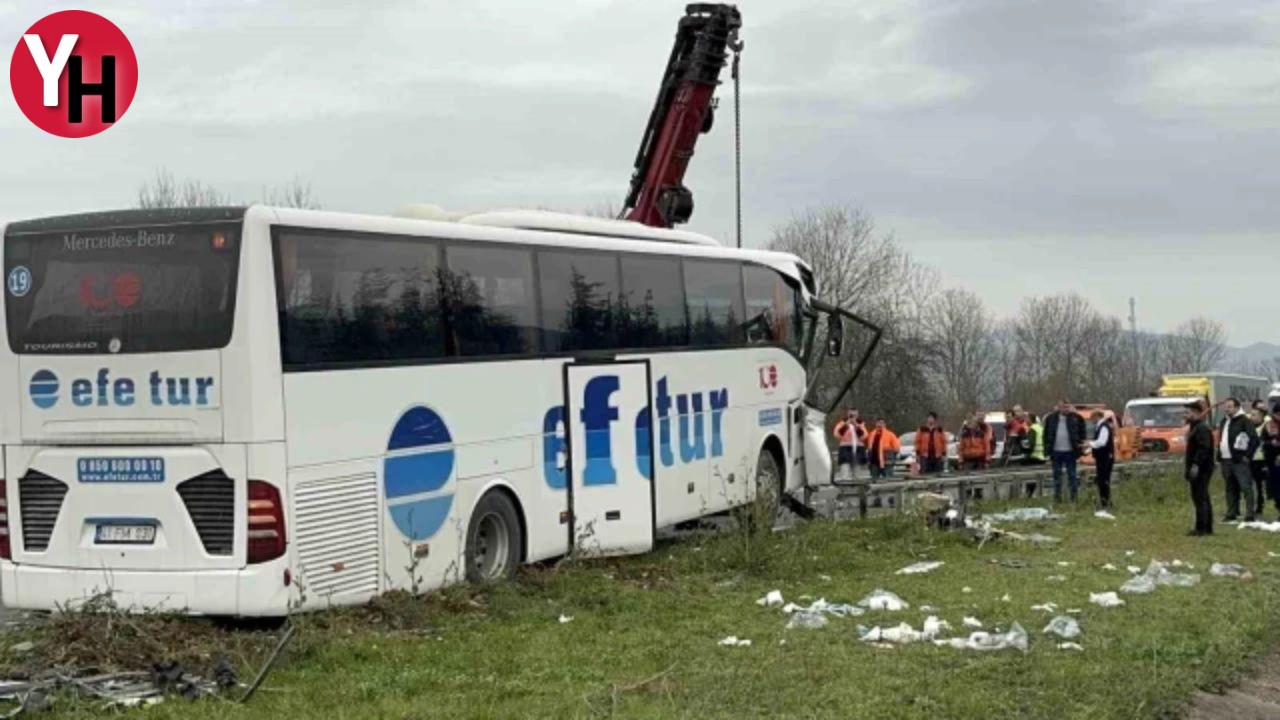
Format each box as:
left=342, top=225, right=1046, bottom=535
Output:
left=767, top=205, right=1261, bottom=432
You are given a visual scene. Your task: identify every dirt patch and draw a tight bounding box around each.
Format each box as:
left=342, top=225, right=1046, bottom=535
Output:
left=1189, top=651, right=1280, bottom=719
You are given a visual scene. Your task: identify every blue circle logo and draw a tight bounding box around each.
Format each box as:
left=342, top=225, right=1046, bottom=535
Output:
left=29, top=370, right=59, bottom=409
left=7, top=266, right=31, bottom=297
left=384, top=406, right=455, bottom=541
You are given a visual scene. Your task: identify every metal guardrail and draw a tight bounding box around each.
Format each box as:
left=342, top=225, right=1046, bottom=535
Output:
left=825, top=457, right=1183, bottom=520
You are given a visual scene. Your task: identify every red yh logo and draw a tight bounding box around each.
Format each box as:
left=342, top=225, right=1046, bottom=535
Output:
left=9, top=10, right=138, bottom=138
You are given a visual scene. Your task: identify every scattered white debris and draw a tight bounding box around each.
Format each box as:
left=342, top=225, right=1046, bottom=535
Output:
left=1056, top=561, right=1075, bottom=567
left=1209, top=563, right=1252, bottom=579
left=1142, top=560, right=1200, bottom=588
left=1094, top=510, right=1116, bottom=520
left=858, top=622, right=922, bottom=645
left=558, top=614, right=574, bottom=624
left=963, top=616, right=983, bottom=629
left=1125, top=550, right=1136, bottom=557
left=1126, top=566, right=1142, bottom=575
left=786, top=611, right=829, bottom=630
left=1089, top=592, right=1125, bottom=608
left=1046, top=575, right=1068, bottom=583
left=858, top=589, right=910, bottom=612
left=782, top=598, right=864, bottom=619
left=1120, top=574, right=1156, bottom=595
left=1237, top=521, right=1280, bottom=533
left=1171, top=560, right=1185, bottom=568
left=1058, top=642, right=1085, bottom=652
left=1043, top=615, right=1082, bottom=639
left=1000, top=594, right=1012, bottom=603
left=1269, top=552, right=1280, bottom=559
left=719, top=636, right=752, bottom=647
left=1066, top=608, right=1083, bottom=614
left=1102, top=563, right=1118, bottom=571
left=934, top=623, right=1029, bottom=652
left=922, top=616, right=952, bottom=640
left=962, top=587, right=973, bottom=594
left=920, top=605, right=938, bottom=613
left=757, top=590, right=784, bottom=608
left=1031, top=603, right=1059, bottom=613
left=819, top=574, right=833, bottom=582
left=984, top=508, right=1059, bottom=522
left=897, top=560, right=945, bottom=576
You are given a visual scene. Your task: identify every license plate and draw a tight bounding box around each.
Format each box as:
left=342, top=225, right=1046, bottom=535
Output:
left=95, top=524, right=156, bottom=545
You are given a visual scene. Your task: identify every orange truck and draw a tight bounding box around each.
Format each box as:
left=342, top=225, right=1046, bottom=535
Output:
left=1124, top=373, right=1271, bottom=455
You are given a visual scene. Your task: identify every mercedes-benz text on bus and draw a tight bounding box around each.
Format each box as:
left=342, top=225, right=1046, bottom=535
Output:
left=0, top=206, right=876, bottom=616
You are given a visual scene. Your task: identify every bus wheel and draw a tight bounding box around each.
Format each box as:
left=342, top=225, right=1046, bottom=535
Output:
left=465, top=491, right=524, bottom=583
left=738, top=448, right=782, bottom=533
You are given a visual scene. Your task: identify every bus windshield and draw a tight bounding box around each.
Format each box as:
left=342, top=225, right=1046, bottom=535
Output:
left=5, top=222, right=240, bottom=354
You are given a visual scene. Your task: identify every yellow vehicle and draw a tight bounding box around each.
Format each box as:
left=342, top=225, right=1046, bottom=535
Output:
left=1124, top=373, right=1270, bottom=454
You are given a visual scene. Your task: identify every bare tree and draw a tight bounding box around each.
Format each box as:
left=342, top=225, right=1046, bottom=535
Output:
left=1160, top=317, right=1228, bottom=373
left=137, top=169, right=229, bottom=208
left=922, top=288, right=996, bottom=416
left=264, top=177, right=322, bottom=209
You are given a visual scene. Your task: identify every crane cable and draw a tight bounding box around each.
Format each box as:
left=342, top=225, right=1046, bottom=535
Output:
left=730, top=37, right=744, bottom=249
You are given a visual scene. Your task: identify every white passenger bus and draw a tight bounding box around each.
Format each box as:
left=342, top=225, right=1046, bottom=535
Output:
left=0, top=206, right=876, bottom=616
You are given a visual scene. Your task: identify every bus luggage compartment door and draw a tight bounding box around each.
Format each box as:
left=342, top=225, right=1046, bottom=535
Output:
left=564, top=361, right=655, bottom=557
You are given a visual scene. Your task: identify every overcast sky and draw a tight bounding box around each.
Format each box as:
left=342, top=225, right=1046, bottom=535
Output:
left=2, top=0, right=1277, bottom=346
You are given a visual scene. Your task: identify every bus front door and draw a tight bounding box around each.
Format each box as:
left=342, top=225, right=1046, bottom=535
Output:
left=564, top=361, right=656, bottom=557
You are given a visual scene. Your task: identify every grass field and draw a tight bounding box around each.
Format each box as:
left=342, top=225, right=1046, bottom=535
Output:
left=13, top=471, right=1280, bottom=719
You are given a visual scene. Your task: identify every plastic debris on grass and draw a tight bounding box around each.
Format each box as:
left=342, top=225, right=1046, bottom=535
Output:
left=1209, top=563, right=1252, bottom=580
left=1046, top=575, right=1067, bottom=583
left=1143, top=561, right=1200, bottom=588
left=1125, top=550, right=1136, bottom=557
left=1089, top=592, right=1125, bottom=608
left=1102, top=563, right=1118, bottom=571
left=558, top=614, right=574, bottom=624
left=1058, top=642, right=1085, bottom=652
left=1066, top=608, right=1082, bottom=614
left=963, top=616, right=983, bottom=628
left=1043, top=615, right=1081, bottom=639
left=982, top=508, right=1060, bottom=523
left=858, top=590, right=910, bottom=612
left=1031, top=603, right=1058, bottom=613
left=1056, top=561, right=1075, bottom=567
left=962, top=587, right=973, bottom=594
left=782, top=599, right=864, bottom=619
left=719, top=636, right=752, bottom=647
left=896, top=561, right=945, bottom=576
left=1094, top=510, right=1116, bottom=520
left=1120, top=574, right=1156, bottom=594
left=920, top=605, right=938, bottom=613
left=819, top=574, right=833, bottom=582
left=756, top=590, right=784, bottom=608
left=934, top=623, right=1029, bottom=652
left=1238, top=521, right=1280, bottom=533
left=1127, top=566, right=1142, bottom=575
left=1000, top=594, right=1011, bottom=603
left=857, top=617, right=952, bottom=645
left=786, top=612, right=829, bottom=630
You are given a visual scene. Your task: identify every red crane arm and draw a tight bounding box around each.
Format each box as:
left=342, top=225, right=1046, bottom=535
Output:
left=622, top=4, right=741, bottom=228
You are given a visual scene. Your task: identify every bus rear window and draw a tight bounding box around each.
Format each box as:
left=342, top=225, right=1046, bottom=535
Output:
left=4, top=223, right=241, bottom=354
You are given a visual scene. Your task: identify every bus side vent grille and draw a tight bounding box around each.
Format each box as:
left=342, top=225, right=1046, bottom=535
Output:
left=177, top=473, right=235, bottom=556
left=19, top=472, right=68, bottom=553
left=295, top=473, right=380, bottom=601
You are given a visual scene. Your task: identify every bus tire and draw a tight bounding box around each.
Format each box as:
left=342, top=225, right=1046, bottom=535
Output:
left=738, top=446, right=783, bottom=533
left=465, top=490, right=524, bottom=584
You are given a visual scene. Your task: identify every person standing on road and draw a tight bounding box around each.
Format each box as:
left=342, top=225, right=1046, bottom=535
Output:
left=959, top=413, right=990, bottom=471
left=1088, top=410, right=1117, bottom=510
left=1044, top=400, right=1086, bottom=503
left=1250, top=407, right=1269, bottom=517
left=916, top=412, right=948, bottom=475
left=1184, top=399, right=1216, bottom=535
left=866, top=418, right=901, bottom=480
left=833, top=410, right=860, bottom=482
left=1003, top=408, right=1029, bottom=466
left=1262, top=416, right=1280, bottom=520
left=1022, top=414, right=1046, bottom=467
left=1220, top=398, right=1259, bottom=522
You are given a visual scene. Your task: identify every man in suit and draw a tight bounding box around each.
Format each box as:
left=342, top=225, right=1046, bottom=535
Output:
left=1043, top=400, right=1086, bottom=503
left=1219, top=397, right=1259, bottom=522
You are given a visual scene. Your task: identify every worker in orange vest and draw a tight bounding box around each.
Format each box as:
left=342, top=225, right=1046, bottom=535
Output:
left=866, top=418, right=902, bottom=480
left=916, top=412, right=949, bottom=475
left=959, top=412, right=991, bottom=471
left=832, top=409, right=866, bottom=481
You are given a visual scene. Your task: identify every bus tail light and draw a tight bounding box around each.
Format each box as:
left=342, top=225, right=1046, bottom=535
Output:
left=247, top=481, right=286, bottom=564
left=0, top=480, right=9, bottom=560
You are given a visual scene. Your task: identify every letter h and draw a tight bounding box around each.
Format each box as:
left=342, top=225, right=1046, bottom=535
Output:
left=67, top=55, right=116, bottom=124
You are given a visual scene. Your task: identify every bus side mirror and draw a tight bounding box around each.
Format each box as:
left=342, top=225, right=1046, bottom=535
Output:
left=826, top=314, right=845, bottom=357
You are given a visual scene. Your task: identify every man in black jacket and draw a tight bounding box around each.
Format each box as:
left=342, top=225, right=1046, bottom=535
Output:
left=1184, top=399, right=1215, bottom=535
left=1219, top=397, right=1259, bottom=522
left=1043, top=400, right=1086, bottom=503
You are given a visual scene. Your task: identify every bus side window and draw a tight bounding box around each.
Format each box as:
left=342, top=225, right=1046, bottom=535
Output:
left=442, top=244, right=537, bottom=357
left=619, top=255, right=688, bottom=349
left=537, top=250, right=621, bottom=353
left=684, top=260, right=745, bottom=348
left=742, top=264, right=801, bottom=352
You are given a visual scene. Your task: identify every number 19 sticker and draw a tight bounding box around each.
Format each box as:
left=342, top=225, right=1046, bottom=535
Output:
left=7, top=266, right=31, bottom=297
